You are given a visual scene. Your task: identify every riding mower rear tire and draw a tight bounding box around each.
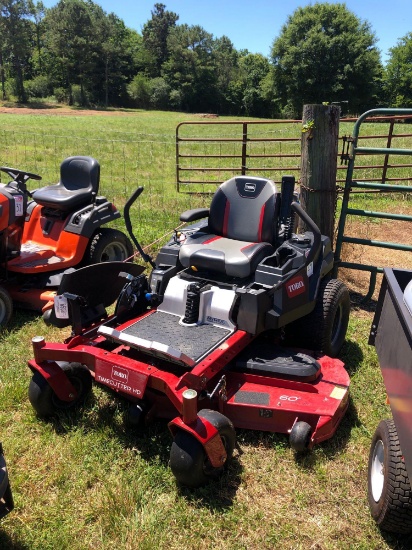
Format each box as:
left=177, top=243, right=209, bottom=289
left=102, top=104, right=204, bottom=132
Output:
left=285, top=278, right=350, bottom=357
left=85, top=228, right=134, bottom=264
left=0, top=287, right=13, bottom=328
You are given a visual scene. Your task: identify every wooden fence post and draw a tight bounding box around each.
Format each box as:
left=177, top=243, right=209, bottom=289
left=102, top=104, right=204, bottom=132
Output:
left=299, top=104, right=340, bottom=241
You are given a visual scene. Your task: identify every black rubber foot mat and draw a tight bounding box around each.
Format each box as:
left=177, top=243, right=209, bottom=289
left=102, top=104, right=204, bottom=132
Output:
left=109, top=311, right=232, bottom=365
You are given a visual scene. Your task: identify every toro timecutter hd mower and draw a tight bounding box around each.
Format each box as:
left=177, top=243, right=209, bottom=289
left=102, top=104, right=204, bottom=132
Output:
left=27, top=175, right=350, bottom=487
left=0, top=156, right=133, bottom=326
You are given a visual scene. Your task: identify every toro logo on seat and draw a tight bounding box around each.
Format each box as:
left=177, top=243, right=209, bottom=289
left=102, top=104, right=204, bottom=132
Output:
left=286, top=275, right=306, bottom=298
left=112, top=365, right=129, bottom=383
left=244, top=182, right=256, bottom=193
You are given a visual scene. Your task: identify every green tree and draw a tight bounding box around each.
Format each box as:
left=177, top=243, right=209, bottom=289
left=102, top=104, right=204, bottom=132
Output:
left=212, top=35, right=240, bottom=114
left=0, top=0, right=33, bottom=101
left=238, top=53, right=271, bottom=116
left=142, top=2, right=178, bottom=76
left=384, top=33, right=412, bottom=107
left=42, top=0, right=97, bottom=105
left=270, top=2, right=383, bottom=117
left=163, top=24, right=217, bottom=112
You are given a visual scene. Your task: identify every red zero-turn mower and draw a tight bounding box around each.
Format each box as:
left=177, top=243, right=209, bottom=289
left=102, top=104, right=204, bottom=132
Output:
left=0, top=156, right=133, bottom=326
left=27, top=175, right=350, bottom=487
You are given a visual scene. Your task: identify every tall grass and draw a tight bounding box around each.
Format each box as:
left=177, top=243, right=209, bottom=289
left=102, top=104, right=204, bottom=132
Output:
left=0, top=108, right=411, bottom=549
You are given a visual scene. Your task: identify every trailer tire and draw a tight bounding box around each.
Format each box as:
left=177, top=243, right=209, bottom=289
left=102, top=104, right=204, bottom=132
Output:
left=290, top=421, right=312, bottom=452
left=368, top=419, right=412, bottom=534
left=0, top=286, right=13, bottom=327
left=85, top=228, right=133, bottom=264
left=28, top=362, right=92, bottom=418
left=170, top=410, right=235, bottom=488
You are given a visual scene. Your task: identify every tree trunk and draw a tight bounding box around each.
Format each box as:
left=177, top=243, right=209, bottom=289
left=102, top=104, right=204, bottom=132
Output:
left=0, top=48, right=5, bottom=100
left=299, top=104, right=340, bottom=242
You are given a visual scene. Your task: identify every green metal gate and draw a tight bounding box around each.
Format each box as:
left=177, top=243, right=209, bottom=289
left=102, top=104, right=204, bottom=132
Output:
left=334, top=108, right=412, bottom=300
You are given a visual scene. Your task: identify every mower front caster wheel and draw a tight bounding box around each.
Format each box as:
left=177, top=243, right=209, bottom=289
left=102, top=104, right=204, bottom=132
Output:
left=368, top=419, right=412, bottom=534
left=28, top=362, right=92, bottom=418
left=289, top=421, right=312, bottom=452
left=170, top=410, right=236, bottom=488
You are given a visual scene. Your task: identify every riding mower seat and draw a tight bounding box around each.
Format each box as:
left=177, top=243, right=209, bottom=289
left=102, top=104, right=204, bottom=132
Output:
left=32, top=156, right=100, bottom=212
left=179, top=176, right=280, bottom=278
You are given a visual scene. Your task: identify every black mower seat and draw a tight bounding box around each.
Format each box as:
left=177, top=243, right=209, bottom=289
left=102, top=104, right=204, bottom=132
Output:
left=179, top=176, right=280, bottom=279
left=32, top=156, right=100, bottom=212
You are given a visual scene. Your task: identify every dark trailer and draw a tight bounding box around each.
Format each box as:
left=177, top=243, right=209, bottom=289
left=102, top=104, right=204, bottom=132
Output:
left=368, top=268, right=412, bottom=534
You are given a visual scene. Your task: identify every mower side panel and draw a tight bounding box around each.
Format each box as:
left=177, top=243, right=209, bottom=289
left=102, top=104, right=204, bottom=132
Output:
left=11, top=205, right=89, bottom=272
left=63, top=200, right=121, bottom=238
left=94, top=357, right=149, bottom=399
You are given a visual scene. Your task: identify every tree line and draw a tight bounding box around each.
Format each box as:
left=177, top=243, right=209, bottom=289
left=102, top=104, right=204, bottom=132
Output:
left=0, top=1, right=411, bottom=117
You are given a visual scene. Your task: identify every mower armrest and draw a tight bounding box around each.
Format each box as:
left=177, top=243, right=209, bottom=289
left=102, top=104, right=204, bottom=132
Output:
left=180, top=208, right=209, bottom=223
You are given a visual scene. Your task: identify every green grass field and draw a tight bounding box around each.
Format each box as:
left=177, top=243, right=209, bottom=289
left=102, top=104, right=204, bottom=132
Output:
left=0, top=106, right=412, bottom=549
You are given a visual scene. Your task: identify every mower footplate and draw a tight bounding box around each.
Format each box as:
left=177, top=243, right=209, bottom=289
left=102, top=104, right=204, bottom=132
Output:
left=235, top=345, right=321, bottom=382
left=99, top=310, right=233, bottom=367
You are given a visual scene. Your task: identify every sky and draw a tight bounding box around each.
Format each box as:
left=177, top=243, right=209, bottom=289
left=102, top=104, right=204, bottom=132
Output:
left=41, top=0, right=412, bottom=64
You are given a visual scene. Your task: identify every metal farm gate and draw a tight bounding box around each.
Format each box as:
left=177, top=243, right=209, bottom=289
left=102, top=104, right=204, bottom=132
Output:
left=334, top=108, right=412, bottom=300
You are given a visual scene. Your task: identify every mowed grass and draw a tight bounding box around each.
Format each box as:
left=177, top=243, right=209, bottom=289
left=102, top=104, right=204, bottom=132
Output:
left=0, top=107, right=412, bottom=549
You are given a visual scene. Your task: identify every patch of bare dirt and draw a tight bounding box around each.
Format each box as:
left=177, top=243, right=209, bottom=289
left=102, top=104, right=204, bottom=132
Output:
left=339, top=216, right=412, bottom=307
left=0, top=104, right=136, bottom=116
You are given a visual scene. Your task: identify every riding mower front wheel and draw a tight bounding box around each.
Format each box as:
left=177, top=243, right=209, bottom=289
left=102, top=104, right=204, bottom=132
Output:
left=169, top=410, right=236, bottom=488
left=28, top=362, right=92, bottom=418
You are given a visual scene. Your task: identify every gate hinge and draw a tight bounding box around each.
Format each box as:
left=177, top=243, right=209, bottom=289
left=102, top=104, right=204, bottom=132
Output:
left=340, top=135, right=355, bottom=165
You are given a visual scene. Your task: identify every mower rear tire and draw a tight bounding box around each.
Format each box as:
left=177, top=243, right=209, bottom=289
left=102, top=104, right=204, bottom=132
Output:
left=170, top=410, right=235, bottom=488
left=85, top=228, right=134, bottom=264
left=286, top=278, right=350, bottom=357
left=0, top=286, right=13, bottom=327
left=368, top=419, right=412, bottom=534
left=290, top=421, right=312, bottom=452
left=28, top=362, right=92, bottom=418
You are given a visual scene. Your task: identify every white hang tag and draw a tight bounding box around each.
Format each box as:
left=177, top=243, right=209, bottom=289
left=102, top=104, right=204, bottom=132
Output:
left=54, top=295, right=69, bottom=319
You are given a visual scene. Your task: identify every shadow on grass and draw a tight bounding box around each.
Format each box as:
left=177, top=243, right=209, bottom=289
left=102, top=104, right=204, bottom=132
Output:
left=0, top=529, right=29, bottom=549
left=294, top=394, right=360, bottom=470
left=0, top=310, right=40, bottom=337
left=379, top=529, right=412, bottom=549
left=339, top=337, right=364, bottom=376
left=176, top=454, right=243, bottom=509
left=350, top=291, right=378, bottom=313
left=35, top=390, right=243, bottom=507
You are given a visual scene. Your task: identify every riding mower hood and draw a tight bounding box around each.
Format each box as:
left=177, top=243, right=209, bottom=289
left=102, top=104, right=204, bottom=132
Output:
left=0, top=157, right=133, bottom=326
left=27, top=175, right=350, bottom=487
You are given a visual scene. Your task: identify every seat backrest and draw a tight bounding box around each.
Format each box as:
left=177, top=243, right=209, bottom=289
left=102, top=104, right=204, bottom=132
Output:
left=60, top=156, right=100, bottom=193
left=208, top=176, right=279, bottom=243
